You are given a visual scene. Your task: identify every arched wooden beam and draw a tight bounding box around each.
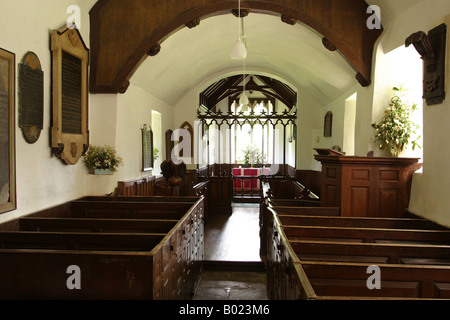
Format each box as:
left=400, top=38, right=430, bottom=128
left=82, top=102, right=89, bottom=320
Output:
left=89, top=0, right=382, bottom=94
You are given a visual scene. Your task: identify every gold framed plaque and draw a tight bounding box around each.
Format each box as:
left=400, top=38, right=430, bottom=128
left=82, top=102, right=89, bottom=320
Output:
left=0, top=48, right=16, bottom=214
left=51, top=26, right=89, bottom=165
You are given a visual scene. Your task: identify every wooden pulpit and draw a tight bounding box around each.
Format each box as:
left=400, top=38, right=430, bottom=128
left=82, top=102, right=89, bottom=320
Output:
left=314, top=150, right=422, bottom=218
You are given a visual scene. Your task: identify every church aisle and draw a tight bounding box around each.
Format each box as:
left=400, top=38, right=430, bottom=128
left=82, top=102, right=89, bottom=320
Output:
left=204, top=203, right=262, bottom=262
left=193, top=270, right=268, bottom=300
left=195, top=203, right=268, bottom=300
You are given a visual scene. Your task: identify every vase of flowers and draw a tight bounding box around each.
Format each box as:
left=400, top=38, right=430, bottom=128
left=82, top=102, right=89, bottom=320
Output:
left=83, top=145, right=123, bottom=174
left=372, top=87, right=421, bottom=157
left=242, top=144, right=262, bottom=166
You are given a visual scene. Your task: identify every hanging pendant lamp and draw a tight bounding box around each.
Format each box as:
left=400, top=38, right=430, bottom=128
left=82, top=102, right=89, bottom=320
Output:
left=231, top=0, right=247, bottom=60
left=239, top=92, right=249, bottom=109
left=231, top=38, right=247, bottom=60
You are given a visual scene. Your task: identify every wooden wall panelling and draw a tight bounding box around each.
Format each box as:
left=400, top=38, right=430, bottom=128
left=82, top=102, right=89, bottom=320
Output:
left=321, top=164, right=341, bottom=208
left=208, top=177, right=232, bottom=215
left=295, top=170, right=322, bottom=197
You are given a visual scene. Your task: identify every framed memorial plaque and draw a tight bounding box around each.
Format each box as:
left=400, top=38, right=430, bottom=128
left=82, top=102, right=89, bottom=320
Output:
left=142, top=124, right=154, bottom=172
left=51, top=26, right=89, bottom=165
left=18, top=52, right=44, bottom=144
left=0, top=48, right=16, bottom=214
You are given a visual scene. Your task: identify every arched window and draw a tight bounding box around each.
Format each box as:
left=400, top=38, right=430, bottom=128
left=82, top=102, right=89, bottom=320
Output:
left=324, top=111, right=333, bottom=138
left=382, top=45, right=423, bottom=162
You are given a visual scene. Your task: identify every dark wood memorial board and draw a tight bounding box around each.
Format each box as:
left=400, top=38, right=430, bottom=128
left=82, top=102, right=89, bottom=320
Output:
left=18, top=52, right=44, bottom=144
left=61, top=50, right=82, bottom=135
left=142, top=125, right=154, bottom=172
left=51, top=26, right=89, bottom=165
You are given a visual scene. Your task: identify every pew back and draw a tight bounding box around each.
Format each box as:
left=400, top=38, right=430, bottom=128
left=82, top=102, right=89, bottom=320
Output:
left=0, top=195, right=205, bottom=300
left=266, top=206, right=450, bottom=300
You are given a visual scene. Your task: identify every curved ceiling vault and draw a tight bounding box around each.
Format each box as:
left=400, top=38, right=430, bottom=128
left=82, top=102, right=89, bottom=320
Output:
left=89, top=0, right=383, bottom=102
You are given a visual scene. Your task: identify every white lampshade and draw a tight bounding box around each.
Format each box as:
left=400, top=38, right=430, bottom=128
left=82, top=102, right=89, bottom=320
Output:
left=239, top=92, right=249, bottom=106
left=231, top=38, right=247, bottom=60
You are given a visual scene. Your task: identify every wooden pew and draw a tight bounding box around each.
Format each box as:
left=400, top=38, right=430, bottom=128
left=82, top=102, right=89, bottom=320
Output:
left=259, top=204, right=339, bottom=259
left=0, top=231, right=165, bottom=251
left=116, top=176, right=210, bottom=218
left=117, top=175, right=158, bottom=197
left=0, top=249, right=160, bottom=300
left=278, top=215, right=446, bottom=230
left=268, top=199, right=321, bottom=207
left=0, top=196, right=205, bottom=300
left=300, top=261, right=450, bottom=299
left=270, top=206, right=340, bottom=217
left=289, top=240, right=450, bottom=266
left=19, top=217, right=178, bottom=234
left=282, top=225, right=450, bottom=245
left=69, top=200, right=193, bottom=220
left=263, top=177, right=319, bottom=201
left=266, top=206, right=450, bottom=300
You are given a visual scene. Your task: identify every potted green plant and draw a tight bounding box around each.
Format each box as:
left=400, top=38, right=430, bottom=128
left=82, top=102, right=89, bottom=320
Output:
left=153, top=146, right=159, bottom=161
left=83, top=145, right=123, bottom=174
left=372, top=87, right=421, bottom=157
left=242, top=144, right=262, bottom=166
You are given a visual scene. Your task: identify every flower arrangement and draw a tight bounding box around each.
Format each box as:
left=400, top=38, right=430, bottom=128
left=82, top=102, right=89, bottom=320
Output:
left=372, top=87, right=421, bottom=157
left=242, top=144, right=262, bottom=166
left=83, top=145, right=123, bottom=173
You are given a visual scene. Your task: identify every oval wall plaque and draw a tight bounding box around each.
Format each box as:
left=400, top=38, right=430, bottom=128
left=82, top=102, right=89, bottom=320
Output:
left=18, top=51, right=44, bottom=144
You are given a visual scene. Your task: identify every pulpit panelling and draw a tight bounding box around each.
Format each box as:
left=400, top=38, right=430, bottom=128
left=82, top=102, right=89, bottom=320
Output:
left=315, top=155, right=421, bottom=218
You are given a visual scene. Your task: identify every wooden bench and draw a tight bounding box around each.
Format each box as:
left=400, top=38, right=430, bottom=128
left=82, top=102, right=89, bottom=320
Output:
left=262, top=177, right=319, bottom=201
left=117, top=175, right=160, bottom=197
left=266, top=206, right=450, bottom=300
left=268, top=199, right=321, bottom=207
left=300, top=261, right=450, bottom=299
left=19, top=217, right=178, bottom=234
left=0, top=196, right=205, bottom=300
left=117, top=176, right=210, bottom=218
left=282, top=225, right=450, bottom=245
left=0, top=231, right=166, bottom=251
left=69, top=200, right=193, bottom=220
left=277, top=215, right=446, bottom=230
left=269, top=206, right=340, bottom=217
left=259, top=203, right=339, bottom=259
left=289, top=240, right=450, bottom=266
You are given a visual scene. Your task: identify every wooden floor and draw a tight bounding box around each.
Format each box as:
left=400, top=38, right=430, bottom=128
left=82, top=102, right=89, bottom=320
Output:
left=204, top=203, right=262, bottom=262
left=194, top=203, right=268, bottom=300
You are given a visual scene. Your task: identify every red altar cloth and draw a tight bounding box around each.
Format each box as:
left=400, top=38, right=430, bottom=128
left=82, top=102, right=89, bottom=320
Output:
left=232, top=168, right=270, bottom=191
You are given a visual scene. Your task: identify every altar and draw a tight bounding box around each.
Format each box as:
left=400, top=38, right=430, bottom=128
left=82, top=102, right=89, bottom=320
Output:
left=232, top=167, right=270, bottom=192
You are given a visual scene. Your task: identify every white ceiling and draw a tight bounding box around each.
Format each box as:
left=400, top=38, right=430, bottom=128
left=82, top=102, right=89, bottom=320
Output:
left=130, top=0, right=425, bottom=107
left=131, top=13, right=357, bottom=107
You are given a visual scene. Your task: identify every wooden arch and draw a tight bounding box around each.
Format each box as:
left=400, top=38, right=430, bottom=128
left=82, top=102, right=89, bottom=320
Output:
left=89, top=0, right=382, bottom=94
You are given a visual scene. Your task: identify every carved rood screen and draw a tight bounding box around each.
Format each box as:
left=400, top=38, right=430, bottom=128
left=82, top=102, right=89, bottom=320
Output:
left=197, top=100, right=297, bottom=178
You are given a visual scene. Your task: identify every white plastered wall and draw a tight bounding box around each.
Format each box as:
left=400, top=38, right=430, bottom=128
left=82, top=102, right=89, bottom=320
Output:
left=368, top=1, right=450, bottom=226
left=0, top=0, right=96, bottom=224
left=0, top=0, right=176, bottom=224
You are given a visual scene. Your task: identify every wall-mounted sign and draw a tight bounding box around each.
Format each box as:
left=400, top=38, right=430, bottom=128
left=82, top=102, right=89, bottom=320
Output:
left=141, top=124, right=154, bottom=172
left=0, top=48, right=16, bottom=214
left=18, top=51, right=43, bottom=144
left=50, top=25, right=89, bottom=165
